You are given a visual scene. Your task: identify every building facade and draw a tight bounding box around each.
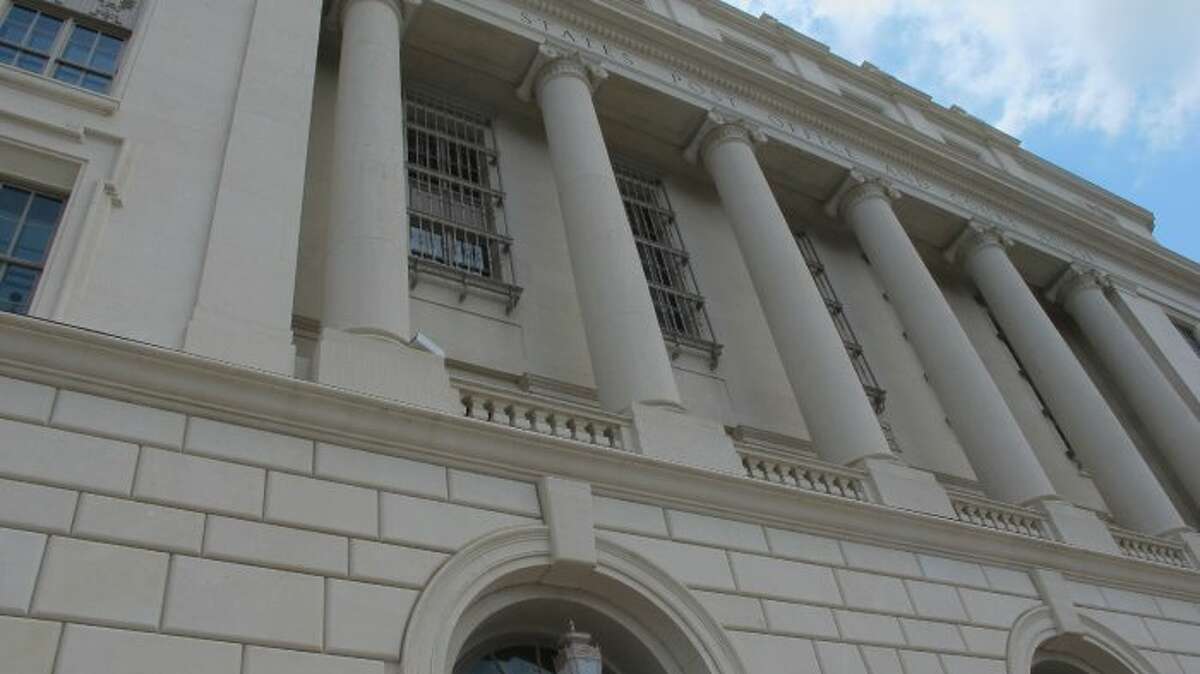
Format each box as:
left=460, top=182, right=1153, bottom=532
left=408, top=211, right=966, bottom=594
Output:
left=1, top=0, right=1200, bottom=672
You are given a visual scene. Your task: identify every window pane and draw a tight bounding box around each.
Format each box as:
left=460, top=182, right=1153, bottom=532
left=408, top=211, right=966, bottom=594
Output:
left=0, top=6, right=35, bottom=45
left=0, top=185, right=32, bottom=252
left=27, top=13, right=62, bottom=53
left=15, top=50, right=46, bottom=73
left=52, top=62, right=82, bottom=85
left=0, top=44, right=16, bottom=65
left=0, top=264, right=38, bottom=314
left=80, top=71, right=111, bottom=93
left=92, top=34, right=123, bottom=74
left=61, top=25, right=96, bottom=64
left=13, top=194, right=63, bottom=262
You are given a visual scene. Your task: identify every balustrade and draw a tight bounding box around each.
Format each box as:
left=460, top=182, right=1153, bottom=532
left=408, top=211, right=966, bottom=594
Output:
left=948, top=491, right=1051, bottom=540
left=1109, top=526, right=1193, bottom=568
left=456, top=381, right=627, bottom=450
left=738, top=449, right=870, bottom=502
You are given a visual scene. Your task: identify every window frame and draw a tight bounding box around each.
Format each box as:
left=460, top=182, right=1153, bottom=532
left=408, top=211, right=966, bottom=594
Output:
left=0, top=0, right=130, bottom=95
left=0, top=175, right=67, bottom=315
left=612, top=158, right=722, bottom=368
left=403, top=84, right=522, bottom=312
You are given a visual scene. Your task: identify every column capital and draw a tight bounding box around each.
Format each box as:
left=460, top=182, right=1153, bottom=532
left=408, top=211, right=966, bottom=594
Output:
left=944, top=220, right=1013, bottom=266
left=517, top=43, right=609, bottom=103
left=824, top=170, right=900, bottom=219
left=1047, top=263, right=1112, bottom=305
left=683, top=109, right=767, bottom=165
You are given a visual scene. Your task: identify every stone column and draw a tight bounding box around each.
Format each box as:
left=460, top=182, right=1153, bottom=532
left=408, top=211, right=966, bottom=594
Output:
left=959, top=226, right=1186, bottom=534
left=1055, top=265, right=1200, bottom=506
left=313, top=0, right=455, bottom=410
left=523, top=46, right=682, bottom=413
left=698, top=116, right=889, bottom=466
left=321, top=0, right=408, bottom=340
left=833, top=174, right=1056, bottom=506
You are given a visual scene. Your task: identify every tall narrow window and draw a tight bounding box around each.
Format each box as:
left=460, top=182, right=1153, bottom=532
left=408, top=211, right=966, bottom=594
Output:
left=1174, top=320, right=1200, bottom=359
left=0, top=180, right=65, bottom=314
left=0, top=3, right=126, bottom=94
left=404, top=86, right=520, bottom=311
left=613, top=160, right=721, bottom=367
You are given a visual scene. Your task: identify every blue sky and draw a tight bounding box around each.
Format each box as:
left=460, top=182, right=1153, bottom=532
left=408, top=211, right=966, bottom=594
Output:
left=720, top=0, right=1200, bottom=264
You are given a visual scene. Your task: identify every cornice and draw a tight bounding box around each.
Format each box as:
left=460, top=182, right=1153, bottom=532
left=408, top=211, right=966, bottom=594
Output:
left=504, top=0, right=1200, bottom=307
left=2, top=314, right=1198, bottom=598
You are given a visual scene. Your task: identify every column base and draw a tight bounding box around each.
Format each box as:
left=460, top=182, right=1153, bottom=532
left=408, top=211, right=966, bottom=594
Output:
left=1037, top=500, right=1121, bottom=554
left=314, top=328, right=457, bottom=412
left=628, top=402, right=742, bottom=474
left=859, top=458, right=956, bottom=518
left=184, top=305, right=296, bottom=375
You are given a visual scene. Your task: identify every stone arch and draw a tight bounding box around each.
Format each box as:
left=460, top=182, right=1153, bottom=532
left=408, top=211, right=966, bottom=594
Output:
left=400, top=525, right=745, bottom=674
left=1008, top=606, right=1159, bottom=674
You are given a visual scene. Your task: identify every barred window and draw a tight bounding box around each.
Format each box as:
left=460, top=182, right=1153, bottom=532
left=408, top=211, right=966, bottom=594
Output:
left=0, top=2, right=126, bottom=94
left=613, top=161, right=721, bottom=366
left=1174, top=320, right=1200, bottom=359
left=0, top=179, right=65, bottom=314
left=404, top=87, right=520, bottom=310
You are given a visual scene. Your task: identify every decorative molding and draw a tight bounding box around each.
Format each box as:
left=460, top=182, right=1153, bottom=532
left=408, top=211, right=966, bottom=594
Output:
left=2, top=313, right=1199, bottom=596
left=517, top=43, right=609, bottom=103
left=1006, top=606, right=1158, bottom=674
left=1046, top=263, right=1112, bottom=306
left=682, top=108, right=765, bottom=165
left=0, top=64, right=120, bottom=116
left=943, top=220, right=1014, bottom=267
left=823, top=169, right=899, bottom=219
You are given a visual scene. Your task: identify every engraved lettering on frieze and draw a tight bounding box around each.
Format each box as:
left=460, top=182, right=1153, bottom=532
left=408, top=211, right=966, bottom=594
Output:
left=520, top=11, right=636, bottom=67
left=669, top=71, right=740, bottom=110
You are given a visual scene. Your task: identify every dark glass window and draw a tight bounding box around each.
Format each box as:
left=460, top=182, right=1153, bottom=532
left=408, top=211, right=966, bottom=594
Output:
left=0, top=181, right=65, bottom=314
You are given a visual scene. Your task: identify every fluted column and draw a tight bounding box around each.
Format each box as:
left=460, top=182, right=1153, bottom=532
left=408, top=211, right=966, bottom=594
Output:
left=322, top=0, right=408, bottom=340
left=960, top=226, right=1185, bottom=534
left=835, top=175, right=1055, bottom=505
left=1056, top=265, right=1200, bottom=505
left=528, top=47, right=682, bottom=412
left=699, top=116, right=890, bottom=465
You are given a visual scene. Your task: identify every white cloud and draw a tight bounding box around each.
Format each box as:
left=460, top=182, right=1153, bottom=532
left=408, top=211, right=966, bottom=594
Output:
left=721, top=0, right=1200, bottom=151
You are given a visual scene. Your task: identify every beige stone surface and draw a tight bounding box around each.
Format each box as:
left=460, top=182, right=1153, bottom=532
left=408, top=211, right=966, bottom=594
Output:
left=448, top=469, right=540, bottom=516
left=592, top=495, right=669, bottom=536
left=762, top=600, right=840, bottom=638
left=958, top=588, right=1039, bottom=628
left=979, top=565, right=1037, bottom=596
left=0, top=527, right=46, bottom=612
left=162, top=556, right=324, bottom=649
left=694, top=590, right=766, bottom=629
left=0, top=616, right=60, bottom=673
left=325, top=578, right=418, bottom=660
left=185, top=417, right=314, bottom=472
left=837, top=569, right=915, bottom=614
left=860, top=646, right=905, bottom=674
left=204, top=515, right=348, bottom=575
left=74, top=493, right=205, bottom=553
left=602, top=531, right=736, bottom=590
left=730, top=631, right=821, bottom=674
left=815, top=640, right=870, bottom=674
left=315, top=442, right=447, bottom=499
left=0, top=477, right=77, bottom=532
left=899, top=617, right=966, bottom=650
left=916, top=554, right=989, bottom=588
left=32, top=536, right=168, bottom=628
left=900, top=649, right=947, bottom=674
left=840, top=541, right=922, bottom=576
left=0, top=374, right=54, bottom=423
left=134, top=447, right=266, bottom=518
left=905, top=579, right=969, bottom=621
left=730, top=552, right=842, bottom=604
left=243, top=645, right=385, bottom=674
left=55, top=623, right=241, bottom=674
left=960, top=626, right=1007, bottom=657
left=765, top=528, right=846, bottom=566
left=52, top=390, right=185, bottom=448
left=0, top=418, right=137, bottom=495
left=666, top=510, right=769, bottom=552
left=380, top=491, right=536, bottom=551
left=939, top=654, right=1006, bottom=674
left=835, top=610, right=905, bottom=645
left=265, top=471, right=377, bottom=537
left=349, top=539, right=447, bottom=587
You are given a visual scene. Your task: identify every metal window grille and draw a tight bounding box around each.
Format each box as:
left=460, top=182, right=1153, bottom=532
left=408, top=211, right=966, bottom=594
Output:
left=613, top=161, right=721, bottom=366
left=1173, top=320, right=1200, bottom=359
left=403, top=86, right=520, bottom=310
left=0, top=180, right=65, bottom=314
left=0, top=2, right=126, bottom=94
left=794, top=230, right=886, bottom=415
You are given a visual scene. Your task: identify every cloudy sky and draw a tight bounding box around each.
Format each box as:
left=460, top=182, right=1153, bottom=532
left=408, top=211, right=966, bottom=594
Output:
left=720, top=0, right=1200, bottom=263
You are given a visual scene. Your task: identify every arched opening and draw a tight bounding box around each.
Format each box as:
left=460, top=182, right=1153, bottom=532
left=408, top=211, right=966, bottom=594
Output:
left=1008, top=606, right=1156, bottom=674
left=1033, top=634, right=1133, bottom=674
left=401, top=526, right=744, bottom=674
